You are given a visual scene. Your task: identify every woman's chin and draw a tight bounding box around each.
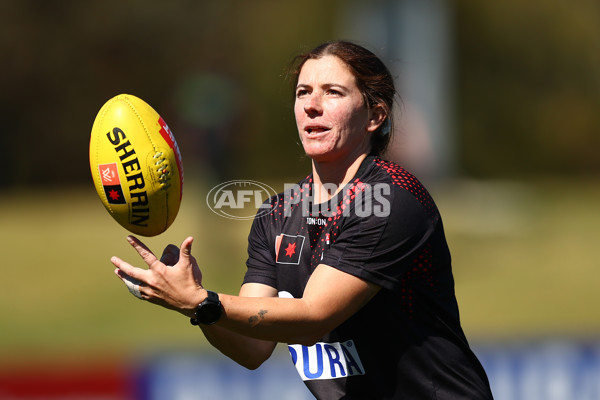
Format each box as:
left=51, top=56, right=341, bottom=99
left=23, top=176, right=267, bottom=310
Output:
left=303, top=146, right=336, bottom=162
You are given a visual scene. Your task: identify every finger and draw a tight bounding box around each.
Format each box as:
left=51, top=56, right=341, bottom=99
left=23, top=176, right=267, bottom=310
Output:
left=117, top=269, right=143, bottom=299
left=178, top=236, right=194, bottom=265
left=160, top=244, right=180, bottom=266
left=111, top=256, right=148, bottom=282
left=127, top=235, right=160, bottom=269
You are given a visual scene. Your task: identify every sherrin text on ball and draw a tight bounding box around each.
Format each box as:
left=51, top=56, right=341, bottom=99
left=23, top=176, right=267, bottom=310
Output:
left=89, top=94, right=183, bottom=236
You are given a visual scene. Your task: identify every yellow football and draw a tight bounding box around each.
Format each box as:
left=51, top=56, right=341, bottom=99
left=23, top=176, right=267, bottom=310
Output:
left=89, top=94, right=184, bottom=236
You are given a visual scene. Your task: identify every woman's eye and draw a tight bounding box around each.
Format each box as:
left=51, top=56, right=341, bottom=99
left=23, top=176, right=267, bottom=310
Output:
left=296, top=89, right=308, bottom=97
left=327, top=89, right=341, bottom=96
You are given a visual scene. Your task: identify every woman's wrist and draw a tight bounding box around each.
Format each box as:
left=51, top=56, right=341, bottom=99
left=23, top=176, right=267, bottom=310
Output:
left=182, top=288, right=208, bottom=318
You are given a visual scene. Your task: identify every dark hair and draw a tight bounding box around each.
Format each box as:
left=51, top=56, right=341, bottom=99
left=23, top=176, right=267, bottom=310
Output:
left=289, top=41, right=397, bottom=155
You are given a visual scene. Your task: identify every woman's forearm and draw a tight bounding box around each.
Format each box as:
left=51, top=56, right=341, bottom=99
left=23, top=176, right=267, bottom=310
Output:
left=216, top=294, right=327, bottom=346
left=200, top=323, right=277, bottom=370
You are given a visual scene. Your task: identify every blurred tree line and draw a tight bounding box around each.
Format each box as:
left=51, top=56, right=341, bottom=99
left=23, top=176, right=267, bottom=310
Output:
left=455, top=0, right=600, bottom=178
left=1, top=0, right=599, bottom=188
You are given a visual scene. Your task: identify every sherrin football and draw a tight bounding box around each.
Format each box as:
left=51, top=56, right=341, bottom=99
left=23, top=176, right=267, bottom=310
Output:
left=89, top=94, right=184, bottom=236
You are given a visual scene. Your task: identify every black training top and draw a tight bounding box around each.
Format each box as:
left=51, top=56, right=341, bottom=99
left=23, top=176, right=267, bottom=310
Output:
left=244, top=156, right=493, bottom=399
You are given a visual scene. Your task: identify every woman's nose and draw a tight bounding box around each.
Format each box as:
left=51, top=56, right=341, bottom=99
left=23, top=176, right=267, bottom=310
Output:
left=303, top=94, right=322, bottom=116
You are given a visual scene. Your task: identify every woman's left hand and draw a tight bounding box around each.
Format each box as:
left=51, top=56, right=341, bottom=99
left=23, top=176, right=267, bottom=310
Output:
left=110, top=236, right=204, bottom=317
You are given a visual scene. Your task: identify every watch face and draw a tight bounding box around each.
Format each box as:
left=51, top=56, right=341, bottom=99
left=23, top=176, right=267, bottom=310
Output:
left=198, top=303, right=222, bottom=324
left=195, top=291, right=222, bottom=325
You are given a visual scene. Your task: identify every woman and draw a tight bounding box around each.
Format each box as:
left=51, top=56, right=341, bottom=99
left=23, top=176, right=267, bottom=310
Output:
left=112, top=41, right=494, bottom=399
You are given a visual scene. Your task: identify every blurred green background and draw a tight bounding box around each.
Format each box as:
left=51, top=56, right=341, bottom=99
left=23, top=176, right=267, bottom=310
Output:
left=1, top=0, right=599, bottom=370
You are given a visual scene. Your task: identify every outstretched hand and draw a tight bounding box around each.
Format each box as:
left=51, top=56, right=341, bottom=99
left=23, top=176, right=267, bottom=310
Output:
left=111, top=236, right=204, bottom=317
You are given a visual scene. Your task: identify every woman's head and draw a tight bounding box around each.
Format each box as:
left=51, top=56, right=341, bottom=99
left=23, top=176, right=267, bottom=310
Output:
left=290, top=41, right=396, bottom=156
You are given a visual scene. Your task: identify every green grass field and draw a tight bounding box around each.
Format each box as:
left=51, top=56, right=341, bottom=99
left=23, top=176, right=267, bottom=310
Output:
left=1, top=178, right=599, bottom=364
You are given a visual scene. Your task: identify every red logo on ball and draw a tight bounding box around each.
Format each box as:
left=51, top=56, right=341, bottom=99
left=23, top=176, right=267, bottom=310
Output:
left=98, top=163, right=126, bottom=205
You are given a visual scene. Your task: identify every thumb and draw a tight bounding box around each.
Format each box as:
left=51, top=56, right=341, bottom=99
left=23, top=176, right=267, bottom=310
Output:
left=179, top=236, right=194, bottom=265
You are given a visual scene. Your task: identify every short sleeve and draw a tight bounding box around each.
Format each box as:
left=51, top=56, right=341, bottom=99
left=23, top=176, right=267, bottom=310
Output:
left=321, top=187, right=437, bottom=291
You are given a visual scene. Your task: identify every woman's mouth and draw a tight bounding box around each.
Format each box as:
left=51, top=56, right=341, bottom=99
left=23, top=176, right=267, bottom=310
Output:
left=305, top=125, right=330, bottom=135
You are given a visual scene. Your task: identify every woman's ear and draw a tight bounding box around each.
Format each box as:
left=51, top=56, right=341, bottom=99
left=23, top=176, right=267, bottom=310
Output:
left=366, top=105, right=387, bottom=133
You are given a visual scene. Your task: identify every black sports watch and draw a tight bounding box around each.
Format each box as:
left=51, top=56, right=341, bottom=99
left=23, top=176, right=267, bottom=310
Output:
left=190, top=290, right=222, bottom=326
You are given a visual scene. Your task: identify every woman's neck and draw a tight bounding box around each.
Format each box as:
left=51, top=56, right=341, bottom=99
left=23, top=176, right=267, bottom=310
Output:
left=311, top=152, right=368, bottom=204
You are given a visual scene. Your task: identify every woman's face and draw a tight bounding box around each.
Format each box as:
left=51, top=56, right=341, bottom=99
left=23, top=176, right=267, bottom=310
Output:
left=294, top=55, right=381, bottom=164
